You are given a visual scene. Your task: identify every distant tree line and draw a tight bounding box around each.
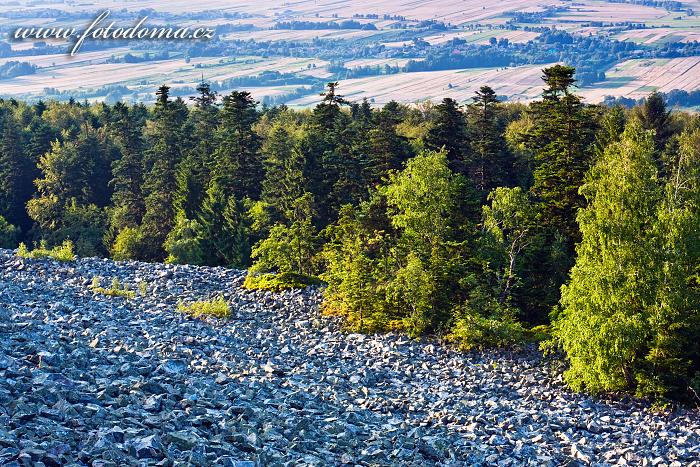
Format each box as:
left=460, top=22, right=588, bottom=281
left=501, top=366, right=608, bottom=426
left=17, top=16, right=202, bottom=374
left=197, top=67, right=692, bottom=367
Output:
left=604, top=89, right=700, bottom=108
left=606, top=0, right=684, bottom=11
left=274, top=21, right=377, bottom=31
left=0, top=61, right=37, bottom=79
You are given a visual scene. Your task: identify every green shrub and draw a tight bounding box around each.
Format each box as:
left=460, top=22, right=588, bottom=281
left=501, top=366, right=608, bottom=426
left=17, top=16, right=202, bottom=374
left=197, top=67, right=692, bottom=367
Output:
left=16, top=240, right=76, bottom=262
left=54, top=202, right=108, bottom=257
left=111, top=227, right=143, bottom=261
left=164, top=215, right=204, bottom=265
left=527, top=324, right=551, bottom=343
left=90, top=277, right=136, bottom=299
left=0, top=215, right=19, bottom=249
left=243, top=272, right=322, bottom=292
left=448, top=299, right=527, bottom=350
left=177, top=296, right=231, bottom=319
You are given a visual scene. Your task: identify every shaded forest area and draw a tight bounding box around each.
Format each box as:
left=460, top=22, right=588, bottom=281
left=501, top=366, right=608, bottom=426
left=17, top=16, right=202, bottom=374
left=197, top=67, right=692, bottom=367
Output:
left=1, top=66, right=700, bottom=401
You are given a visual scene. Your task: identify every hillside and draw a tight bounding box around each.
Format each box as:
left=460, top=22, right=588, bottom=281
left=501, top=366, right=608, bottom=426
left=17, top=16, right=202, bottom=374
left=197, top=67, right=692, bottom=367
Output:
left=1, top=249, right=699, bottom=465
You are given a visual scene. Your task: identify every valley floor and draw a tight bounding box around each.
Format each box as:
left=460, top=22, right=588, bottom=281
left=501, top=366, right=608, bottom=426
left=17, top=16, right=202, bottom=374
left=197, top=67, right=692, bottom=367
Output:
left=0, top=250, right=698, bottom=466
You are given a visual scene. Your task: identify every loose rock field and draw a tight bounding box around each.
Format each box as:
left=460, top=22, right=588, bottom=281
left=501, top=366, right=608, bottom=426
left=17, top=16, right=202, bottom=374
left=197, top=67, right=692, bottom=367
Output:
left=0, top=250, right=698, bottom=466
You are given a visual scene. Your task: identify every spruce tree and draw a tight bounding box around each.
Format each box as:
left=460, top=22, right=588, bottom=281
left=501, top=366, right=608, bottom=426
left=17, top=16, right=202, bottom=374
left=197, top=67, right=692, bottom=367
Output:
left=140, top=85, right=185, bottom=261
left=305, top=82, right=351, bottom=225
left=364, top=107, right=413, bottom=187
left=212, top=91, right=262, bottom=200
left=424, top=98, right=469, bottom=174
left=0, top=106, right=28, bottom=232
left=108, top=102, right=146, bottom=231
left=175, top=82, right=219, bottom=219
left=528, top=65, right=598, bottom=246
left=260, top=123, right=306, bottom=222
left=467, top=86, right=511, bottom=196
left=197, top=180, right=250, bottom=267
left=637, top=91, right=672, bottom=156
left=330, top=122, right=369, bottom=211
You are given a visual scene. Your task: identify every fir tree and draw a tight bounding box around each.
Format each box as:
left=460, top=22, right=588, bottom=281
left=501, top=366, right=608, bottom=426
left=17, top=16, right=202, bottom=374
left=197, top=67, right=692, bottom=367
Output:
left=197, top=179, right=250, bottom=267
left=140, top=85, right=185, bottom=261
left=305, top=82, right=351, bottom=225
left=637, top=91, right=672, bottom=156
left=0, top=106, right=28, bottom=232
left=467, top=86, right=511, bottom=196
left=212, top=91, right=262, bottom=200
left=108, top=102, right=145, bottom=231
left=175, top=82, right=219, bottom=219
left=425, top=98, right=469, bottom=174
left=260, top=123, right=306, bottom=222
left=364, top=107, right=413, bottom=187
left=528, top=65, right=598, bottom=246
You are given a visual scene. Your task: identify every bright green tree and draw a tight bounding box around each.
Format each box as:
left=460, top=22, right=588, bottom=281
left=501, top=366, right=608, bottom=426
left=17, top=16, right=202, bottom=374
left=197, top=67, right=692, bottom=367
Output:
left=645, top=128, right=700, bottom=397
left=552, top=121, right=661, bottom=393
left=164, top=214, right=205, bottom=265
left=250, top=192, right=317, bottom=276
left=481, top=186, right=537, bottom=305
left=383, top=149, right=467, bottom=333
left=322, top=203, right=387, bottom=332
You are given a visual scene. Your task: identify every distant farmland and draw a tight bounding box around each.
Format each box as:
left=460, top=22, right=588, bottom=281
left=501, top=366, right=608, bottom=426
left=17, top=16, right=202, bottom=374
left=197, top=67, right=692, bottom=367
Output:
left=287, top=65, right=547, bottom=106
left=1, top=0, right=700, bottom=106
left=580, top=57, right=700, bottom=102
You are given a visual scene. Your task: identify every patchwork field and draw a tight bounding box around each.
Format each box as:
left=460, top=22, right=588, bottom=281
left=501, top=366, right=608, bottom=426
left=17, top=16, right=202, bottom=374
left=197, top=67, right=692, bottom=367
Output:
left=581, top=57, right=700, bottom=102
left=0, top=55, right=326, bottom=101
left=343, top=58, right=421, bottom=69
left=3, top=0, right=559, bottom=23
left=222, top=29, right=384, bottom=42
left=614, top=28, right=700, bottom=45
left=1, top=0, right=700, bottom=106
left=287, top=65, right=547, bottom=106
left=423, top=30, right=540, bottom=45
left=551, top=2, right=669, bottom=23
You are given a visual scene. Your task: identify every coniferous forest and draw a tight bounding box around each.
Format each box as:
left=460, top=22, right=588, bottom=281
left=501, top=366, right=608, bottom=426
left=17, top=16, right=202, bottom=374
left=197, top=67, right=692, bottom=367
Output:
left=1, top=65, right=700, bottom=402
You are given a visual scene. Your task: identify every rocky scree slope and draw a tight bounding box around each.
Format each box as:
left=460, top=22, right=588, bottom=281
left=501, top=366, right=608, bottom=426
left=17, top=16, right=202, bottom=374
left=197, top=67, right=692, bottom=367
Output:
left=0, top=250, right=699, bottom=466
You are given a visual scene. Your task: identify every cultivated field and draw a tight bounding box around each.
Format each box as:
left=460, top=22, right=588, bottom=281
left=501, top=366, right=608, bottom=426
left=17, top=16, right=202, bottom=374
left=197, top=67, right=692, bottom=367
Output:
left=0, top=55, right=326, bottom=101
left=614, top=27, right=700, bottom=45
left=580, top=57, right=700, bottom=102
left=343, top=58, right=421, bottom=70
left=552, top=2, right=669, bottom=23
left=423, top=30, right=540, bottom=45
left=287, top=65, right=547, bottom=106
left=1, top=0, right=700, bottom=106
left=222, top=29, right=384, bottom=42
left=1, top=0, right=560, bottom=23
